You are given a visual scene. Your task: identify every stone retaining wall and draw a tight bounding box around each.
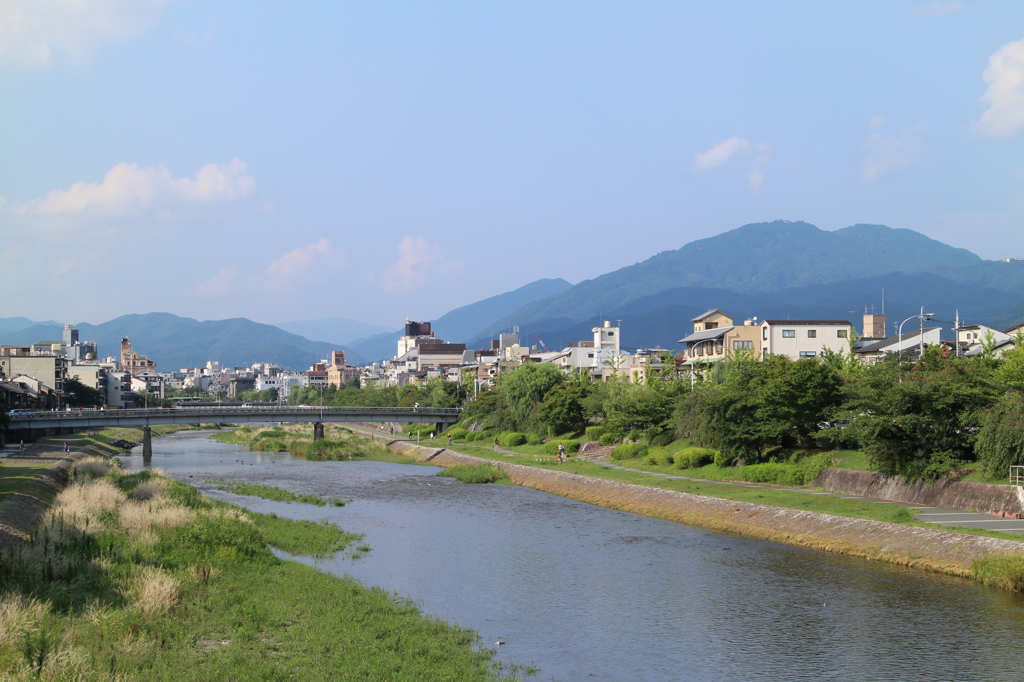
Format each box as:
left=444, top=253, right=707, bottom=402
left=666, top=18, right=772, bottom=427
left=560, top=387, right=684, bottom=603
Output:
left=812, top=468, right=1024, bottom=514
left=382, top=438, right=1024, bottom=578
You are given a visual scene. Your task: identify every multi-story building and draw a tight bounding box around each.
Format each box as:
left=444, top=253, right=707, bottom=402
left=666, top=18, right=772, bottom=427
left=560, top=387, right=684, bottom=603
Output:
left=677, top=310, right=763, bottom=368
left=759, top=319, right=854, bottom=360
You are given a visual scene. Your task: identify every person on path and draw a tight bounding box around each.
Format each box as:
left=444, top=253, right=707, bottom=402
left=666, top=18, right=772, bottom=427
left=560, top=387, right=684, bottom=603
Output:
left=63, top=442, right=69, bottom=452
left=413, top=402, right=419, bottom=413
left=494, top=438, right=500, bottom=451
left=430, top=432, right=434, bottom=443
left=447, top=434, right=452, bottom=446
left=20, top=440, right=24, bottom=451
left=557, top=442, right=565, bottom=464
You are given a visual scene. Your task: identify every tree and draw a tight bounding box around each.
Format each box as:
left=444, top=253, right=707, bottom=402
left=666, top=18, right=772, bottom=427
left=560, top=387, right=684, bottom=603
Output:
left=850, top=348, right=1000, bottom=482
left=493, top=363, right=565, bottom=433
left=64, top=377, right=105, bottom=407
left=975, top=391, right=1024, bottom=478
left=539, top=373, right=591, bottom=434
left=754, top=357, right=842, bottom=446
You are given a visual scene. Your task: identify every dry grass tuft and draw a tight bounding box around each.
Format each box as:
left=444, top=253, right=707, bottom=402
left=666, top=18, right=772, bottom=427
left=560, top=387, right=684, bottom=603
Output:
left=70, top=456, right=116, bottom=479
left=118, top=499, right=194, bottom=543
left=49, top=480, right=126, bottom=530
left=131, top=567, right=181, bottom=617
left=130, top=478, right=168, bottom=501
left=0, top=593, right=47, bottom=647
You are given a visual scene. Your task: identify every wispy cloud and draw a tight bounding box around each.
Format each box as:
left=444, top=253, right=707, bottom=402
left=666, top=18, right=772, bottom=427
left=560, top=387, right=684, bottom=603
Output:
left=0, top=0, right=168, bottom=68
left=971, top=38, right=1024, bottom=138
left=692, top=137, right=770, bottom=192
left=264, top=238, right=335, bottom=290
left=692, top=137, right=751, bottom=173
left=196, top=264, right=238, bottom=297
left=381, top=235, right=457, bottom=292
left=17, top=159, right=256, bottom=216
left=861, top=119, right=926, bottom=182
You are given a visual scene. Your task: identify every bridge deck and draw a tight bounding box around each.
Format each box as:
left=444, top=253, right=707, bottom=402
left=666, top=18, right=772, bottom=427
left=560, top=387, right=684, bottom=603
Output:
left=6, top=406, right=461, bottom=430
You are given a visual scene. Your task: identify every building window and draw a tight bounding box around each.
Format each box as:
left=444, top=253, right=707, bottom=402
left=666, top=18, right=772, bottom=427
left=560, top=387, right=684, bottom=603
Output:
left=733, top=340, right=753, bottom=350
left=762, top=327, right=767, bottom=341
left=837, top=330, right=847, bottom=338
left=807, top=330, right=817, bottom=338
left=782, top=330, right=796, bottom=338
left=799, top=351, right=817, bottom=358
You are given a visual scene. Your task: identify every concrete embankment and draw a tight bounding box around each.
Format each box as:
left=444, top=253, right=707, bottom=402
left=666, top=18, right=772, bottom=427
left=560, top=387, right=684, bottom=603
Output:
left=0, top=442, right=110, bottom=550
left=813, top=468, right=1024, bottom=515
left=379, top=438, right=1024, bottom=578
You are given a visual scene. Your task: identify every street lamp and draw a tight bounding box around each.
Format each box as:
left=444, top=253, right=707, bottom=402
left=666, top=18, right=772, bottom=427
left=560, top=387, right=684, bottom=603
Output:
left=688, top=338, right=719, bottom=389
left=897, top=307, right=935, bottom=378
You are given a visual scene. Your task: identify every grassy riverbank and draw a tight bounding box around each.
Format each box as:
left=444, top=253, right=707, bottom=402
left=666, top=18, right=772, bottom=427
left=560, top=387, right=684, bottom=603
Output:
left=0, top=457, right=533, bottom=680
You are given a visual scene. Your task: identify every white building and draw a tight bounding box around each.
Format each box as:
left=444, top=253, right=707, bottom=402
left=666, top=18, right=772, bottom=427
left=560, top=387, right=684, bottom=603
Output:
left=759, top=319, right=854, bottom=360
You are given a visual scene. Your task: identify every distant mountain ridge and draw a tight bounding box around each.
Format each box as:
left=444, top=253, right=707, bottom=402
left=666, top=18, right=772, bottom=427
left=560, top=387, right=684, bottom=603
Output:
left=464, top=221, right=1024, bottom=350
left=274, top=317, right=393, bottom=346
left=0, top=313, right=361, bottom=371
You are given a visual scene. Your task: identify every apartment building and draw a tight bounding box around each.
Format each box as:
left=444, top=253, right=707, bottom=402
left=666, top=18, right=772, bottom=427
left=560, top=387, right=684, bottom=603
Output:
left=759, top=319, right=854, bottom=360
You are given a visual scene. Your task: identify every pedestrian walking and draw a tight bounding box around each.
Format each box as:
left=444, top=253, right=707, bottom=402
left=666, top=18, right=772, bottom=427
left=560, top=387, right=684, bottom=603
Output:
left=557, top=442, right=565, bottom=464
left=447, top=434, right=452, bottom=446
left=20, top=440, right=24, bottom=451
left=430, top=432, right=435, bottom=443
left=494, top=438, right=500, bottom=450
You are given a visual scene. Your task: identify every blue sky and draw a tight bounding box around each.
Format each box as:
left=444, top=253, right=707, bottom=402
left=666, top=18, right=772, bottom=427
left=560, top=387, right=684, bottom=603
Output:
left=2, top=1, right=1024, bottom=328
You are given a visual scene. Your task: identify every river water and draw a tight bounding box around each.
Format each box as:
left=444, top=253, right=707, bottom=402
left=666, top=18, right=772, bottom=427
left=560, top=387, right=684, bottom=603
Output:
left=123, top=430, right=1024, bottom=682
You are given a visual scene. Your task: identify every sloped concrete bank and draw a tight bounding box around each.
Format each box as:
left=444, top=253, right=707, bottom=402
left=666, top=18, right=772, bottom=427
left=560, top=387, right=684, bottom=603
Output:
left=381, top=439, right=1024, bottom=579
left=813, top=468, right=1024, bottom=514
left=0, top=442, right=106, bottom=550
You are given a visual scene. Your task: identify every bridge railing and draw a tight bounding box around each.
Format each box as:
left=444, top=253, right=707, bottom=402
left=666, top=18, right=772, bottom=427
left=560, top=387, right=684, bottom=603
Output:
left=8, top=406, right=462, bottom=422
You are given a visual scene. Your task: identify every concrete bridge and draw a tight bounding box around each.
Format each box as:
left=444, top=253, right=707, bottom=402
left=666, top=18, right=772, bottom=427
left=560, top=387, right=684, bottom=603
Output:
left=4, top=406, right=461, bottom=453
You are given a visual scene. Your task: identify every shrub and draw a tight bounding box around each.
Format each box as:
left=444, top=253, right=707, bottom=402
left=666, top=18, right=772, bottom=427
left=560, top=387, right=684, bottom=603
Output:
left=714, top=451, right=734, bottom=468
left=672, top=447, right=716, bottom=469
left=739, top=463, right=806, bottom=486
left=649, top=431, right=675, bottom=447
left=436, top=464, right=508, bottom=484
left=797, top=452, right=833, bottom=483
left=585, top=426, right=605, bottom=442
left=445, top=427, right=468, bottom=441
left=526, top=433, right=543, bottom=445
left=611, top=443, right=648, bottom=460
left=644, top=447, right=673, bottom=466
left=543, top=440, right=580, bottom=456
left=599, top=432, right=619, bottom=446
left=498, top=432, right=528, bottom=448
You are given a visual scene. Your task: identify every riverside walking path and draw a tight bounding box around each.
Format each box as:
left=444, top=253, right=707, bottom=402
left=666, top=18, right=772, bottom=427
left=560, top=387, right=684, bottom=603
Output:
left=594, top=460, right=1024, bottom=535
left=346, top=425, right=1024, bottom=536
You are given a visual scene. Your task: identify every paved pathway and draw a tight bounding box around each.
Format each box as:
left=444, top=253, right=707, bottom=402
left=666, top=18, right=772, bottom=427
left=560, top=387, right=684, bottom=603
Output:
left=595, top=461, right=1024, bottom=535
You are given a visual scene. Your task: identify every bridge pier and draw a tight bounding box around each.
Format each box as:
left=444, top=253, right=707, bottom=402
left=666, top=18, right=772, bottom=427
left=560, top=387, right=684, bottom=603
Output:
left=313, top=422, right=325, bottom=442
left=436, top=422, right=447, bottom=434
left=142, top=426, right=153, bottom=458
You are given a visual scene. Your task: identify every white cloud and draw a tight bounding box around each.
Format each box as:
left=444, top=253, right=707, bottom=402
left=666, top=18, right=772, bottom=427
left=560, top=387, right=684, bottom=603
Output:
left=972, top=38, right=1024, bottom=138
left=381, top=235, right=458, bottom=292
left=196, top=264, right=238, bottom=297
left=861, top=123, right=926, bottom=182
left=691, top=137, right=751, bottom=173
left=906, top=1, right=964, bottom=18
left=0, top=0, right=168, bottom=68
left=264, top=238, right=334, bottom=290
left=18, top=159, right=256, bottom=216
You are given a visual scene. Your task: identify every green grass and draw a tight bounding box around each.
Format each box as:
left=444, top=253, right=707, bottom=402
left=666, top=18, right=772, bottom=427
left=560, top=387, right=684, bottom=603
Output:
left=206, top=478, right=347, bottom=507
left=437, top=442, right=1024, bottom=542
left=211, top=425, right=428, bottom=465
left=0, top=463, right=533, bottom=680
left=0, top=460, right=53, bottom=503
left=436, top=464, right=509, bottom=484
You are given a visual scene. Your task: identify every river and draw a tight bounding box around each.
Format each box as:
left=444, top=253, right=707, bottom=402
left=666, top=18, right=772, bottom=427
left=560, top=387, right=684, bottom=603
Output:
left=123, top=430, right=1024, bottom=681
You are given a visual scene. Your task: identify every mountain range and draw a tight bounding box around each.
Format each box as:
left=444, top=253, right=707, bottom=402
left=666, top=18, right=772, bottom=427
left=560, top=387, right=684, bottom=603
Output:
left=5, top=220, right=1024, bottom=367
left=0, top=314, right=360, bottom=372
